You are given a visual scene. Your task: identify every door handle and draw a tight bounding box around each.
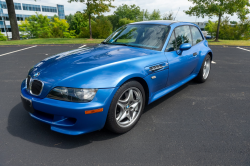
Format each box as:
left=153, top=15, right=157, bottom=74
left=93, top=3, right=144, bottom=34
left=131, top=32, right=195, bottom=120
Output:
left=193, top=52, right=198, bottom=56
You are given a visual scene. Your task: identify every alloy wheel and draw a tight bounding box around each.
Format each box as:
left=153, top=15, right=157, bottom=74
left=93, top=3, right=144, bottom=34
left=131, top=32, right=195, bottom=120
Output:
left=203, top=57, right=211, bottom=79
left=115, top=87, right=143, bottom=128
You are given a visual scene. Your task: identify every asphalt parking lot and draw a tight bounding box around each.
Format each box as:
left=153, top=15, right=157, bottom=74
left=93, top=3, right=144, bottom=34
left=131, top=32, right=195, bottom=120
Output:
left=0, top=44, right=250, bottom=165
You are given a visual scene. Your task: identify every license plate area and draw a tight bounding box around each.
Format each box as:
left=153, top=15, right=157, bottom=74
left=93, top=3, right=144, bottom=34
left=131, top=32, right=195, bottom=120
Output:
left=21, top=94, right=35, bottom=114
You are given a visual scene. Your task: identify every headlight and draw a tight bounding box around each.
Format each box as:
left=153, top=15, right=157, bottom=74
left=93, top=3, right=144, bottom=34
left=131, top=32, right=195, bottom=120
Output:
left=47, top=87, right=98, bottom=103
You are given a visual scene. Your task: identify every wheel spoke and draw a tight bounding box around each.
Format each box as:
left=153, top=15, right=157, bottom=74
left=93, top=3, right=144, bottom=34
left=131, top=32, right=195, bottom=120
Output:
left=117, top=109, right=127, bottom=122
left=131, top=102, right=139, bottom=109
left=117, top=100, right=126, bottom=109
left=132, top=111, right=137, bottom=120
left=127, top=112, right=132, bottom=122
left=127, top=89, right=134, bottom=103
left=119, top=89, right=134, bottom=104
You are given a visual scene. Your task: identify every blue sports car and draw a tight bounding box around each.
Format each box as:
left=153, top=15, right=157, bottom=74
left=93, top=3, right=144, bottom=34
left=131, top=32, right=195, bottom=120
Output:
left=21, top=21, right=213, bottom=135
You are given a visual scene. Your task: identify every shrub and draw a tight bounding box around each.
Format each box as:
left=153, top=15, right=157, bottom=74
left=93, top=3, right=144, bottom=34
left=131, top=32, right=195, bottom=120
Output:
left=19, top=14, right=52, bottom=38
left=19, top=13, right=73, bottom=38
left=205, top=17, right=250, bottom=40
left=0, top=33, right=7, bottom=41
left=50, top=17, right=69, bottom=38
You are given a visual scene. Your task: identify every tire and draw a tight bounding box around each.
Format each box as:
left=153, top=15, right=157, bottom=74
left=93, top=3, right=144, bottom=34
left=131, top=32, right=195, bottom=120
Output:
left=105, top=80, right=146, bottom=134
left=195, top=54, right=211, bottom=83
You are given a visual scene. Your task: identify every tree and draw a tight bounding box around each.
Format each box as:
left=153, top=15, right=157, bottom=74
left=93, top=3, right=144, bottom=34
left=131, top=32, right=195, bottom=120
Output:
left=78, top=17, right=113, bottom=39
left=94, top=16, right=113, bottom=38
left=65, top=14, right=74, bottom=30
left=118, top=18, right=134, bottom=27
left=0, top=32, right=7, bottom=41
left=230, top=21, right=237, bottom=24
left=68, top=0, right=114, bottom=39
left=6, top=0, right=20, bottom=40
left=107, top=14, right=119, bottom=31
left=149, top=9, right=161, bottom=20
left=205, top=20, right=217, bottom=38
left=185, top=0, right=250, bottom=41
left=137, top=9, right=150, bottom=21
left=66, top=12, right=88, bottom=35
left=163, top=11, right=174, bottom=20
left=114, top=4, right=141, bottom=21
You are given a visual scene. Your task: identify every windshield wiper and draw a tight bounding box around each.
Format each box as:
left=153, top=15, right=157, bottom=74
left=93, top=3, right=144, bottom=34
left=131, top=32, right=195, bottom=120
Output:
left=101, top=42, right=154, bottom=50
left=101, top=43, right=128, bottom=46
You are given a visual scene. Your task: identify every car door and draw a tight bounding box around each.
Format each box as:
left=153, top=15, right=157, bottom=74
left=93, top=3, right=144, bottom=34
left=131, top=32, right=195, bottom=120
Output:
left=189, top=25, right=205, bottom=71
left=165, top=25, right=199, bottom=86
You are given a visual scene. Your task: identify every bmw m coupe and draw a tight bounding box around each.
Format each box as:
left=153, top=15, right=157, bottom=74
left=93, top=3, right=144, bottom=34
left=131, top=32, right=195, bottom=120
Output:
left=21, top=21, right=213, bottom=135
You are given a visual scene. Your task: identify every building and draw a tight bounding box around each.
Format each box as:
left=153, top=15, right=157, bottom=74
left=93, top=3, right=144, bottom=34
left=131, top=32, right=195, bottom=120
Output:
left=191, top=21, right=209, bottom=31
left=0, top=0, right=65, bottom=39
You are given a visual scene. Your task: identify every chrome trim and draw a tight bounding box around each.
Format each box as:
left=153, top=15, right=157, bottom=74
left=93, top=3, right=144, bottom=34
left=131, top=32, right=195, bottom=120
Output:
left=25, top=78, right=27, bottom=88
left=149, top=65, right=164, bottom=72
left=25, top=75, right=44, bottom=96
left=26, top=75, right=32, bottom=92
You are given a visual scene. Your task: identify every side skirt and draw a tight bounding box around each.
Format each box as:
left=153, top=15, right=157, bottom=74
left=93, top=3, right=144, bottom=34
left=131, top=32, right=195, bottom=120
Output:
left=148, top=74, right=197, bottom=104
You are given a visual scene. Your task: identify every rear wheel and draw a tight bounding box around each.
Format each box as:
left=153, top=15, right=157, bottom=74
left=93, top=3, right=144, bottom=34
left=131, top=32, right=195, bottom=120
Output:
left=105, top=81, right=145, bottom=134
left=195, top=54, right=211, bottom=83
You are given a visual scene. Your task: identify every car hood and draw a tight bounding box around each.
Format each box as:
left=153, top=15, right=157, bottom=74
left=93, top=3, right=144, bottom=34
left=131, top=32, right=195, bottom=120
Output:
left=29, top=44, right=158, bottom=86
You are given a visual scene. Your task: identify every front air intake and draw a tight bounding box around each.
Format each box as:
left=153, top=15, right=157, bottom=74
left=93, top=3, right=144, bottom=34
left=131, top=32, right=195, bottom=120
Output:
left=30, top=80, right=43, bottom=96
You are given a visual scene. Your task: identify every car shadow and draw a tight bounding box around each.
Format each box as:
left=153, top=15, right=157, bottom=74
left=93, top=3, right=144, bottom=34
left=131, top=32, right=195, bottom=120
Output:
left=144, top=80, right=198, bottom=113
left=7, top=80, right=198, bottom=149
left=7, top=103, right=120, bottom=149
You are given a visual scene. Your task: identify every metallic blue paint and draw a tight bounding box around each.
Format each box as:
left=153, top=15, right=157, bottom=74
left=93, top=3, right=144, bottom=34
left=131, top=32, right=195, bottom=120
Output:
left=21, top=21, right=213, bottom=135
left=179, top=43, right=192, bottom=51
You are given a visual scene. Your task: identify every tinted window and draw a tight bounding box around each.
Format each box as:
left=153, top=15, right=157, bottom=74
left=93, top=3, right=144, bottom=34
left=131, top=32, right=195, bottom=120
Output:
left=165, top=32, right=176, bottom=52
left=104, top=24, right=170, bottom=51
left=174, top=26, right=192, bottom=49
left=190, top=26, right=203, bottom=45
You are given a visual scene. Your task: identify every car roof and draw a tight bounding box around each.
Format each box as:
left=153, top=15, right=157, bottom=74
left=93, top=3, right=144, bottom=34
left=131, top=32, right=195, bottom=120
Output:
left=130, top=20, right=195, bottom=26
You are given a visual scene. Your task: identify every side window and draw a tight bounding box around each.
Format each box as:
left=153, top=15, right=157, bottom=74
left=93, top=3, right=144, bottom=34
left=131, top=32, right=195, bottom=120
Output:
left=165, top=32, right=176, bottom=52
left=174, top=26, right=193, bottom=49
left=190, top=26, right=203, bottom=45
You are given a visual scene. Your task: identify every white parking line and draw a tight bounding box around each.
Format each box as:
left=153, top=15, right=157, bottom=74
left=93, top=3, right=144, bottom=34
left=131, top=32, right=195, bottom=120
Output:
left=0, top=45, right=37, bottom=57
left=79, top=45, right=86, bottom=48
left=212, top=61, right=216, bottom=64
left=237, top=47, right=250, bottom=52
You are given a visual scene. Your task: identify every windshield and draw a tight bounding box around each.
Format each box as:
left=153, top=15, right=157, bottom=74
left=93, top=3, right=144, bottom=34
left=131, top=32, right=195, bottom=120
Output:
left=103, top=24, right=170, bottom=51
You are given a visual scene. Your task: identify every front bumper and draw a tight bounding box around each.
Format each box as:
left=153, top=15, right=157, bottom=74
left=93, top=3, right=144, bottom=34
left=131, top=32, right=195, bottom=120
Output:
left=21, top=80, right=118, bottom=135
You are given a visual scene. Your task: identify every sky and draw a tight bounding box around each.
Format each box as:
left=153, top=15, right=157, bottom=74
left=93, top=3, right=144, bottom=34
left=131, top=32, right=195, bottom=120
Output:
left=24, top=0, right=243, bottom=22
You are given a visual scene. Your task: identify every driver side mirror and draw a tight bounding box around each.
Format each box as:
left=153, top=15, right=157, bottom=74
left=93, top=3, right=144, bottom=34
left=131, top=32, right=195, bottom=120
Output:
left=177, top=43, right=192, bottom=55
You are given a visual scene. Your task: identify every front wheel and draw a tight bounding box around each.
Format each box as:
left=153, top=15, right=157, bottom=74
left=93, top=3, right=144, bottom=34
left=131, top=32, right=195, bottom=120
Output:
left=105, top=81, right=145, bottom=134
left=195, top=54, right=211, bottom=83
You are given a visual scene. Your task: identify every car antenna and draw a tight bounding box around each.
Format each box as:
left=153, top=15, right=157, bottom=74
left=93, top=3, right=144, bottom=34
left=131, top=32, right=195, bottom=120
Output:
left=174, top=7, right=180, bottom=21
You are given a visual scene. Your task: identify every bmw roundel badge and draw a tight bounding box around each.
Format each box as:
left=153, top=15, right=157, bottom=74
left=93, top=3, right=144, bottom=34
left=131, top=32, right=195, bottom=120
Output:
left=34, top=72, right=40, bottom=78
